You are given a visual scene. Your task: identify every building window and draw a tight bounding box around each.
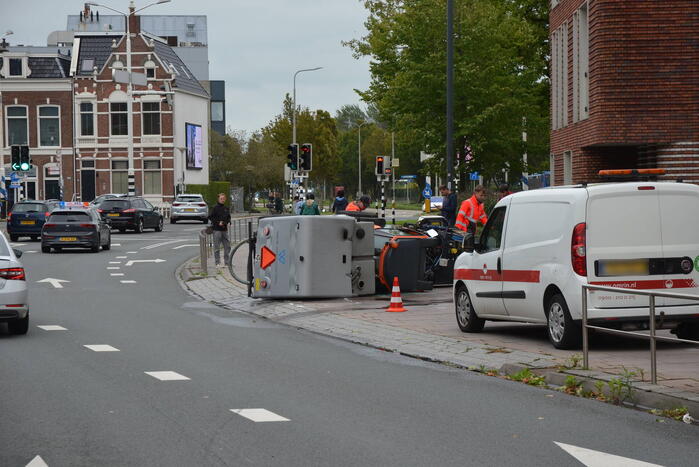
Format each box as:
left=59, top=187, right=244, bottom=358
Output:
left=79, top=102, right=95, bottom=136
left=573, top=3, right=590, bottom=122
left=38, top=106, right=60, bottom=147
left=551, top=23, right=569, bottom=130
left=112, top=160, right=128, bottom=193
left=143, top=160, right=161, bottom=194
left=142, top=102, right=160, bottom=135
left=6, top=106, right=28, bottom=145
left=211, top=102, right=224, bottom=122
left=9, top=58, right=23, bottom=76
left=146, top=67, right=155, bottom=78
left=81, top=58, right=95, bottom=73
left=110, top=102, right=128, bottom=136
left=563, top=151, right=573, bottom=185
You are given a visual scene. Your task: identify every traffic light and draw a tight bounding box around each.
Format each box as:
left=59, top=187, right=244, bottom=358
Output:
left=287, top=143, right=299, bottom=170
left=20, top=145, right=30, bottom=171
left=11, top=145, right=20, bottom=170
left=375, top=156, right=385, bottom=176
left=300, top=143, right=312, bottom=171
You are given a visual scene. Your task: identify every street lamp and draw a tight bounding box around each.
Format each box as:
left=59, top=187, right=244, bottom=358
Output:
left=292, top=67, right=323, bottom=145
left=86, top=1, right=171, bottom=196
left=348, top=120, right=367, bottom=196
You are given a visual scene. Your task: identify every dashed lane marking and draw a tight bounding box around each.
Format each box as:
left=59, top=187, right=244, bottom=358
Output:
left=145, top=371, right=190, bottom=381
left=172, top=244, right=198, bottom=250
left=230, top=409, right=290, bottom=422
left=141, top=240, right=187, bottom=250
left=10, top=243, right=28, bottom=246
left=111, top=243, right=121, bottom=246
left=110, top=273, right=125, bottom=277
left=37, top=325, right=67, bottom=331
left=84, top=345, right=120, bottom=352
left=120, top=280, right=137, bottom=284
left=109, top=261, right=121, bottom=264
left=24, top=250, right=38, bottom=253
left=107, top=267, right=120, bottom=270
left=115, top=256, right=128, bottom=259
left=127, top=251, right=138, bottom=254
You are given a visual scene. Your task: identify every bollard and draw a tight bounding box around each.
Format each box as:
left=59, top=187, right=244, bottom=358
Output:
left=199, top=229, right=208, bottom=274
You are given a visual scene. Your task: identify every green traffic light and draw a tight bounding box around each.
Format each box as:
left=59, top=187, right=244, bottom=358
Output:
left=20, top=162, right=30, bottom=171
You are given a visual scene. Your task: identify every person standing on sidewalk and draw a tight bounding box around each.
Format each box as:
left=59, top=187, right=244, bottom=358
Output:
left=300, top=193, right=321, bottom=215
left=331, top=189, right=349, bottom=213
left=208, top=193, right=231, bottom=268
left=439, top=185, right=457, bottom=226
left=455, top=185, right=488, bottom=234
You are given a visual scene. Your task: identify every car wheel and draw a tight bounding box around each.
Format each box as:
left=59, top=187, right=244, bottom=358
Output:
left=170, top=218, right=176, bottom=224
left=455, top=284, right=485, bottom=332
left=31, top=236, right=39, bottom=242
left=547, top=293, right=581, bottom=349
left=135, top=217, right=144, bottom=233
left=102, top=234, right=111, bottom=251
left=155, top=217, right=163, bottom=232
left=8, top=315, right=29, bottom=335
left=91, top=237, right=100, bottom=253
left=202, top=219, right=208, bottom=224
left=119, top=228, right=126, bottom=233
left=674, top=323, right=699, bottom=341
left=41, top=245, right=50, bottom=253
left=9, top=235, right=18, bottom=242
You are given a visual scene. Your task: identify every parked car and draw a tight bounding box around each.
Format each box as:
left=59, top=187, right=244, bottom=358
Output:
left=97, top=197, right=163, bottom=233
left=90, top=193, right=126, bottom=206
left=41, top=207, right=111, bottom=253
left=6, top=201, right=51, bottom=242
left=0, top=233, right=28, bottom=334
left=453, top=181, right=699, bottom=349
left=170, top=194, right=208, bottom=224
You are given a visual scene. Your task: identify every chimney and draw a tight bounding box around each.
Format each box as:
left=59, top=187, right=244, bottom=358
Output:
left=128, top=1, right=140, bottom=34
left=83, top=3, right=90, bottom=20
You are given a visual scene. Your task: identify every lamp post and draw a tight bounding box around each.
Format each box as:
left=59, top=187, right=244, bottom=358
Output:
left=292, top=67, right=323, bottom=145
left=86, top=1, right=170, bottom=196
left=348, top=120, right=367, bottom=196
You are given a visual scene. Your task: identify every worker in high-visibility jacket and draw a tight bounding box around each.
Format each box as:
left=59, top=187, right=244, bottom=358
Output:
left=455, top=185, right=488, bottom=234
left=346, top=195, right=371, bottom=212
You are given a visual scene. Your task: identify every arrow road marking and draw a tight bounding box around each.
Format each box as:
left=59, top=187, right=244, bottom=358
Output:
left=173, top=244, right=198, bottom=249
left=37, top=325, right=67, bottom=331
left=37, top=278, right=69, bottom=289
left=555, top=442, right=663, bottom=467
left=125, top=259, right=166, bottom=267
left=26, top=455, right=48, bottom=467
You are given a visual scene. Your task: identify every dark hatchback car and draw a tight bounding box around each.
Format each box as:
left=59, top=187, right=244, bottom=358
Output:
left=41, top=208, right=111, bottom=253
left=7, top=201, right=51, bottom=241
left=97, top=197, right=163, bottom=233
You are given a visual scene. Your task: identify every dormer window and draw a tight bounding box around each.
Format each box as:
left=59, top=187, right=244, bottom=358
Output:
left=1, top=56, right=29, bottom=78
left=9, top=58, right=22, bottom=76
left=80, top=58, right=95, bottom=73
left=144, top=58, right=156, bottom=79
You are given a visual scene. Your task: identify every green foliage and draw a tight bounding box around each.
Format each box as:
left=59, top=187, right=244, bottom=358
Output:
left=649, top=407, right=688, bottom=421
left=509, top=368, right=546, bottom=386
left=607, top=368, right=637, bottom=405
left=186, top=181, right=231, bottom=207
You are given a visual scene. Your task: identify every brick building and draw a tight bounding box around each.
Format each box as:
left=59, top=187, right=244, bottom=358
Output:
left=549, top=0, right=699, bottom=184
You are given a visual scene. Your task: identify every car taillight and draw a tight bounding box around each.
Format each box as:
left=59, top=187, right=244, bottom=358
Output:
left=97, top=209, right=104, bottom=213
left=197, top=203, right=207, bottom=207
left=173, top=203, right=182, bottom=207
left=7, top=213, right=11, bottom=220
left=45, top=211, right=51, bottom=217
left=123, top=208, right=136, bottom=213
left=44, top=223, right=57, bottom=228
left=0, top=268, right=26, bottom=281
left=80, top=224, right=95, bottom=229
left=571, top=222, right=587, bottom=276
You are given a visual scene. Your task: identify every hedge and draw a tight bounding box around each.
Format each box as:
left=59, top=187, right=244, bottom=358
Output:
left=185, top=182, right=231, bottom=207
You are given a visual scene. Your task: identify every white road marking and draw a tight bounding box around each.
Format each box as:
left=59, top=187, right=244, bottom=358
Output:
left=107, top=267, right=120, bottom=270
left=116, top=256, right=128, bottom=259
left=120, top=280, right=137, bottom=284
left=109, top=261, right=121, bottom=264
left=555, top=442, right=663, bottom=467
left=24, top=250, right=38, bottom=253
left=110, top=273, right=125, bottom=277
left=141, top=240, right=186, bottom=250
left=230, top=409, right=290, bottom=422
left=172, top=244, right=198, bottom=249
left=36, top=278, right=69, bottom=289
left=26, top=455, right=49, bottom=467
left=145, top=371, right=190, bottom=381
left=127, top=251, right=138, bottom=254
left=125, top=259, right=166, bottom=266
left=111, top=243, right=121, bottom=246
left=37, top=325, right=67, bottom=331
left=10, top=243, right=27, bottom=246
left=84, top=345, right=120, bottom=352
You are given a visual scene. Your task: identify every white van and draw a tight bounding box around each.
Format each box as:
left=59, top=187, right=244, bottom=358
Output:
left=453, top=182, right=699, bottom=349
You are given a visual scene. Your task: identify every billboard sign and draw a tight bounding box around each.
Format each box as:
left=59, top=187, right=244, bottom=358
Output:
left=185, top=123, right=203, bottom=169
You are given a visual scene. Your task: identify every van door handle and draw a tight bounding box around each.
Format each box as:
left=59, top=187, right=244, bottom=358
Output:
left=497, top=257, right=502, bottom=275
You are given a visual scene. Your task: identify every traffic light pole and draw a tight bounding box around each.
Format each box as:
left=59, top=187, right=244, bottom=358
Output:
left=446, top=0, right=455, bottom=190
left=125, top=13, right=136, bottom=196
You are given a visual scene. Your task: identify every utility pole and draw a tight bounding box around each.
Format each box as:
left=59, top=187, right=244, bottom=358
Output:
left=522, top=116, right=529, bottom=191
left=446, top=0, right=455, bottom=190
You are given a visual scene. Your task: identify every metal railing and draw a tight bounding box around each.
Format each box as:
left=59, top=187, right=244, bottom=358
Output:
left=197, top=217, right=260, bottom=275
left=230, top=216, right=259, bottom=243
left=582, top=284, right=699, bottom=384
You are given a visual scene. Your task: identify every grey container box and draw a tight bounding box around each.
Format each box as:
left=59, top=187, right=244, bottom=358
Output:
left=252, top=216, right=356, bottom=298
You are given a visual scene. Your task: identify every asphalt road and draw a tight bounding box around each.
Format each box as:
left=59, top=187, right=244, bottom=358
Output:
left=1, top=223, right=697, bottom=466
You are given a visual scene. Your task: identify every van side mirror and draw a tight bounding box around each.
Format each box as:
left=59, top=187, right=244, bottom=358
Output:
left=462, top=233, right=475, bottom=253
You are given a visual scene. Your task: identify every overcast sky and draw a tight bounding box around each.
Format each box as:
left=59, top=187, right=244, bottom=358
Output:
left=2, top=0, right=371, bottom=135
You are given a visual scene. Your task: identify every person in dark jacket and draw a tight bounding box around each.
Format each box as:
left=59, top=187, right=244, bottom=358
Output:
left=439, top=185, right=457, bottom=226
left=331, top=190, right=349, bottom=213
left=273, top=192, right=284, bottom=214
left=208, top=193, right=231, bottom=268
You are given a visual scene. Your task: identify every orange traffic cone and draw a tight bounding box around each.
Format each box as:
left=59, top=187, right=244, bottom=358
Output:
left=386, top=276, right=407, bottom=312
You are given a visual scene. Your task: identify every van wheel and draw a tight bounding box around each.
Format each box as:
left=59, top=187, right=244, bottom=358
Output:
left=455, top=284, right=485, bottom=332
left=674, top=323, right=699, bottom=341
left=547, top=294, right=581, bottom=349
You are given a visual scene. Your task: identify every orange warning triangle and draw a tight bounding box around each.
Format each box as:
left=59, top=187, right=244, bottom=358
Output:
left=260, top=246, right=277, bottom=269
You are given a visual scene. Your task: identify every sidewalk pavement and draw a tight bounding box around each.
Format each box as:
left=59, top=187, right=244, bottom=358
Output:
left=178, top=246, right=699, bottom=413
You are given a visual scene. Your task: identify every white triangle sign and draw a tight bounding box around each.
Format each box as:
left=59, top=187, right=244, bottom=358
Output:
left=26, top=455, right=49, bottom=467
left=555, top=442, right=663, bottom=467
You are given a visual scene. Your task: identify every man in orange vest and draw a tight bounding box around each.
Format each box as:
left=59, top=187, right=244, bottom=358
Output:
left=455, top=185, right=488, bottom=233
left=346, top=195, right=371, bottom=212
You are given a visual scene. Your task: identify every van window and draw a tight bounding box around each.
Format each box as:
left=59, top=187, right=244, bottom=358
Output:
left=505, top=202, right=568, bottom=248
left=480, top=207, right=506, bottom=252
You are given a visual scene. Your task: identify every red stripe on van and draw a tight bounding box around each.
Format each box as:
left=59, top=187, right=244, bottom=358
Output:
left=590, top=279, right=698, bottom=290
left=454, top=268, right=540, bottom=283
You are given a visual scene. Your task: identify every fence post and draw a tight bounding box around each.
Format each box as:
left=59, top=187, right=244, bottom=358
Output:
left=649, top=295, right=657, bottom=385
left=582, top=286, right=589, bottom=370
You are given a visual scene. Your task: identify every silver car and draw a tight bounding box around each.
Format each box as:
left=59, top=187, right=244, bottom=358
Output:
left=170, top=194, right=208, bottom=224
left=0, top=232, right=29, bottom=335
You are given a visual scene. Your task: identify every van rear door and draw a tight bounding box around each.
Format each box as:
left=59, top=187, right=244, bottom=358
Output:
left=655, top=183, right=699, bottom=306
left=586, top=183, right=663, bottom=309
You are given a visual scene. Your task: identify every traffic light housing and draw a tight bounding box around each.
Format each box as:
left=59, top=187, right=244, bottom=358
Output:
left=11, top=145, right=20, bottom=170
left=375, top=156, right=385, bottom=176
left=300, top=143, right=312, bottom=171
left=20, top=145, right=30, bottom=171
left=287, top=143, right=299, bottom=170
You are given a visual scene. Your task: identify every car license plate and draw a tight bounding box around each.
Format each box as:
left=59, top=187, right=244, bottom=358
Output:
left=598, top=260, right=649, bottom=277
left=185, top=208, right=196, bottom=212
left=108, top=213, right=119, bottom=217
left=59, top=237, right=77, bottom=242
left=20, top=220, right=35, bottom=225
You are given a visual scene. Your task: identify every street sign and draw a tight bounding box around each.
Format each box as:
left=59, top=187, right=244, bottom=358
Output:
left=469, top=172, right=480, bottom=181
left=400, top=175, right=417, bottom=180
left=10, top=172, right=19, bottom=182
left=422, top=184, right=433, bottom=198
left=392, top=158, right=400, bottom=167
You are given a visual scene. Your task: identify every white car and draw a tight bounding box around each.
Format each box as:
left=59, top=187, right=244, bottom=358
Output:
left=0, top=232, right=29, bottom=335
left=170, top=194, right=208, bottom=224
left=453, top=181, right=699, bottom=349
